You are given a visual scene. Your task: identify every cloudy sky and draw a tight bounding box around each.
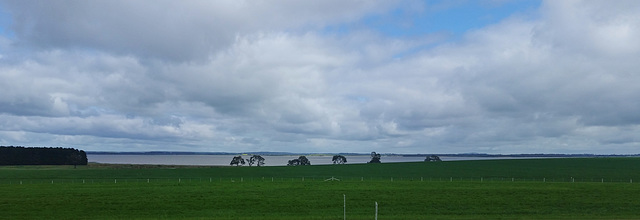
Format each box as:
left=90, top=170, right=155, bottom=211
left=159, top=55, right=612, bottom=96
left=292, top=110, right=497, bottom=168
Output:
left=0, top=0, right=639, bottom=154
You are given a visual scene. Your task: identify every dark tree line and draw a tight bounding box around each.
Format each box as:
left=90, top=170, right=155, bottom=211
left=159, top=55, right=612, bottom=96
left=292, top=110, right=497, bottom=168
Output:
left=0, top=146, right=88, bottom=166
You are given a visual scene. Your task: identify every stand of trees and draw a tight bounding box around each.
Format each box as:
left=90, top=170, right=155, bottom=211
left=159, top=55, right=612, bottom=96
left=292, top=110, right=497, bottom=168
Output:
left=425, top=155, right=442, bottom=162
left=247, top=155, right=265, bottom=166
left=287, top=156, right=311, bottom=166
left=230, top=156, right=246, bottom=166
left=368, top=152, right=381, bottom=163
left=332, top=155, right=347, bottom=164
left=0, top=146, right=87, bottom=166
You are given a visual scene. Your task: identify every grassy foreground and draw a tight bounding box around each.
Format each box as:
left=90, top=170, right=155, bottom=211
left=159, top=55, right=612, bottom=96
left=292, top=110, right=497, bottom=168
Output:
left=2, top=157, right=640, bottom=219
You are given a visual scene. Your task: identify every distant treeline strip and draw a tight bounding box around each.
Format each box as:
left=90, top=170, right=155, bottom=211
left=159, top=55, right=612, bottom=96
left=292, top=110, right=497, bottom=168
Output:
left=0, top=146, right=88, bottom=166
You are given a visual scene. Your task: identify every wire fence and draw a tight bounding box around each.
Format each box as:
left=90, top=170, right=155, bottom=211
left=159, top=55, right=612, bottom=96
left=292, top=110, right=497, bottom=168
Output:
left=0, top=176, right=637, bottom=185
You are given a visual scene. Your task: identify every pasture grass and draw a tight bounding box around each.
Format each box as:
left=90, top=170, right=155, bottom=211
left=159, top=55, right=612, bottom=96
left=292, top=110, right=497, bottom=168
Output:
left=2, top=157, right=640, bottom=219
left=3, top=157, right=640, bottom=181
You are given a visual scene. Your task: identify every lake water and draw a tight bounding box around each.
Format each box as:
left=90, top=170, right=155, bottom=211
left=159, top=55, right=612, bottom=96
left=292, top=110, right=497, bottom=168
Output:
left=88, top=154, right=542, bottom=166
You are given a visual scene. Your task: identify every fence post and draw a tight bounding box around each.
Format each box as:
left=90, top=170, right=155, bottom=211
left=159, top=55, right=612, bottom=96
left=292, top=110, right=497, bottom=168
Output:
left=375, top=201, right=378, bottom=220
left=343, top=194, right=346, bottom=220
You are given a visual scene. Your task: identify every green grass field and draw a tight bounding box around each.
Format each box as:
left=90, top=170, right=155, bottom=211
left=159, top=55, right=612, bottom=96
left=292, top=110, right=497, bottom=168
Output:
left=2, top=157, right=640, bottom=219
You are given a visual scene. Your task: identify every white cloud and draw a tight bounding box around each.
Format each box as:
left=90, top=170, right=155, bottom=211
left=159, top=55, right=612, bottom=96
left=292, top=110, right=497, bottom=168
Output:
left=536, top=0, right=640, bottom=55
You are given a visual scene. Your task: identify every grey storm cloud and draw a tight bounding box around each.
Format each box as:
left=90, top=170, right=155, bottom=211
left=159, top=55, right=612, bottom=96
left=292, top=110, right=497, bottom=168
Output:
left=4, top=0, right=395, bottom=61
left=0, top=0, right=639, bottom=154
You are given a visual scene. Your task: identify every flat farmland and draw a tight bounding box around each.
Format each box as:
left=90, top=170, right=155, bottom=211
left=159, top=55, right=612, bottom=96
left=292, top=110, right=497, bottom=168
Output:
left=2, top=157, right=640, bottom=219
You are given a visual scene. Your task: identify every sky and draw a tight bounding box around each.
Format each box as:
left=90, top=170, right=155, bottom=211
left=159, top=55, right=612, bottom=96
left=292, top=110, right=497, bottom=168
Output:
left=0, top=0, right=639, bottom=154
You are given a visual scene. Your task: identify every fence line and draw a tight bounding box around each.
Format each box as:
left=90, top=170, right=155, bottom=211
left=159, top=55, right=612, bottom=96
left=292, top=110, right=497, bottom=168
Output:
left=0, top=176, right=637, bottom=185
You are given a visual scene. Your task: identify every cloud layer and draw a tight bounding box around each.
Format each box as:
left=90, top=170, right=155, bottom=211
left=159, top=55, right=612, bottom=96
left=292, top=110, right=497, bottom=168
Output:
left=1, top=0, right=639, bottom=154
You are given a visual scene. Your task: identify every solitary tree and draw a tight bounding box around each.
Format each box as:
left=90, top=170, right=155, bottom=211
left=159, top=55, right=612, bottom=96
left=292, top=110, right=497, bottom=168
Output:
left=425, top=155, right=442, bottom=162
left=67, top=149, right=87, bottom=168
left=68, top=152, right=82, bottom=169
left=332, top=155, right=347, bottom=164
left=230, top=156, right=246, bottom=166
left=247, top=155, right=265, bottom=166
left=368, top=152, right=381, bottom=163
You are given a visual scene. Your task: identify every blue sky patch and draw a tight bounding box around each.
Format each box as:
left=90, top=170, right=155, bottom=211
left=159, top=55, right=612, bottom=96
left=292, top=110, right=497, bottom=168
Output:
left=335, top=0, right=541, bottom=39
